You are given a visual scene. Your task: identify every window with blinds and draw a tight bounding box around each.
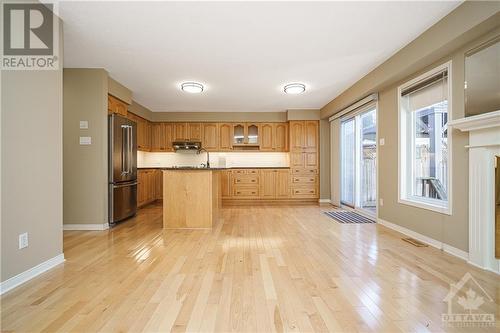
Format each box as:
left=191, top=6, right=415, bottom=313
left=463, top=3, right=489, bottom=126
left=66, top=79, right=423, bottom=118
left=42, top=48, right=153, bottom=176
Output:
left=398, top=63, right=451, bottom=214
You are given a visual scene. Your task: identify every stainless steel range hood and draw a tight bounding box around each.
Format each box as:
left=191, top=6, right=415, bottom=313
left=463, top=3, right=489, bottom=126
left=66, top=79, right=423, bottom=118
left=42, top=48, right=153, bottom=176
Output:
left=172, top=141, right=201, bottom=152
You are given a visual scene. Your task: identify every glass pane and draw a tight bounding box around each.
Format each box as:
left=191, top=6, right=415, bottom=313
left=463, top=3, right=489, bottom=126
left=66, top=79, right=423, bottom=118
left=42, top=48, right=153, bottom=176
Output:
left=413, top=100, right=448, bottom=201
left=341, top=119, right=355, bottom=206
left=248, top=124, right=258, bottom=144
left=233, top=124, right=244, bottom=144
left=360, top=109, right=377, bottom=213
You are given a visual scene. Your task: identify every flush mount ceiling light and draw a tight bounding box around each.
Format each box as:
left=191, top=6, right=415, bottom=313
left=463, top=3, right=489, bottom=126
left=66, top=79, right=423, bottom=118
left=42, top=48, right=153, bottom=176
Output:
left=284, top=83, right=306, bottom=94
left=181, top=82, right=204, bottom=93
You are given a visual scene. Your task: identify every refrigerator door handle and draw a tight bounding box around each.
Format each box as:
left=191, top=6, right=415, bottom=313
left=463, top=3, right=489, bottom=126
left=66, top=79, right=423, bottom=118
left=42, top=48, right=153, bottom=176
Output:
left=112, top=181, right=138, bottom=188
left=121, top=125, right=128, bottom=174
left=128, top=125, right=133, bottom=174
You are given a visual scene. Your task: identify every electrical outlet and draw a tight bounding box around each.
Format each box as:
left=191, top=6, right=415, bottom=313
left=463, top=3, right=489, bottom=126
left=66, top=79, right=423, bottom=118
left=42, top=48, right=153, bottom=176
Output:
left=19, top=232, right=28, bottom=249
left=379, top=198, right=384, bottom=206
left=379, top=138, right=385, bottom=146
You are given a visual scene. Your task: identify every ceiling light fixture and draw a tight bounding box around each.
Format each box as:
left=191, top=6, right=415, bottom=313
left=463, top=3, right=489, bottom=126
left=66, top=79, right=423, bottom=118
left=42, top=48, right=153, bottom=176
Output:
left=284, top=83, right=306, bottom=94
left=181, top=82, right=204, bottom=93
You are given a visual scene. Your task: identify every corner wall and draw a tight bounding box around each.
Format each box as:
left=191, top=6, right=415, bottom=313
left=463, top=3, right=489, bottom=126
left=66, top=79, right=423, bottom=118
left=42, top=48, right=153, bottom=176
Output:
left=1, top=24, right=64, bottom=282
left=63, top=69, right=109, bottom=226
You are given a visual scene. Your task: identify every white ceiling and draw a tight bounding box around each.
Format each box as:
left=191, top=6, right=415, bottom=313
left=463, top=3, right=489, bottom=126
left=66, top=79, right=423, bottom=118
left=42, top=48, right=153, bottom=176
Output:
left=60, top=1, right=460, bottom=112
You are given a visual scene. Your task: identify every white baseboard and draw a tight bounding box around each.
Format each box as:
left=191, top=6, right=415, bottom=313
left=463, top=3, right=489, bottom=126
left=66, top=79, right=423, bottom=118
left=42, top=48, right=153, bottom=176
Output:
left=377, top=218, right=469, bottom=262
left=0, top=253, right=65, bottom=295
left=63, top=223, right=109, bottom=231
left=318, top=199, right=331, bottom=204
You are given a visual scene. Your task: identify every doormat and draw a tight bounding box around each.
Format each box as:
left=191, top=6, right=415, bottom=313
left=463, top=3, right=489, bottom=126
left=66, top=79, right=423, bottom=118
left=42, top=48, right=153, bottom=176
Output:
left=402, top=237, right=429, bottom=247
left=324, top=211, right=375, bottom=224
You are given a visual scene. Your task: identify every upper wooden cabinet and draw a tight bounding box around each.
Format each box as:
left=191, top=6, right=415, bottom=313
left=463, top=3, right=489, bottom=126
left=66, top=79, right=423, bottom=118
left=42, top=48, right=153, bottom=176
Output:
left=127, top=112, right=151, bottom=151
left=108, top=95, right=128, bottom=117
left=202, top=123, right=218, bottom=151
left=274, top=123, right=288, bottom=152
left=289, top=121, right=318, bottom=152
left=151, top=123, right=173, bottom=152
left=232, top=123, right=260, bottom=148
left=219, top=123, right=233, bottom=151
left=289, top=121, right=305, bottom=151
left=260, top=123, right=273, bottom=151
left=173, top=122, right=202, bottom=141
left=260, top=123, right=288, bottom=152
left=304, top=121, right=319, bottom=151
left=173, top=123, right=187, bottom=141
left=188, top=123, right=202, bottom=141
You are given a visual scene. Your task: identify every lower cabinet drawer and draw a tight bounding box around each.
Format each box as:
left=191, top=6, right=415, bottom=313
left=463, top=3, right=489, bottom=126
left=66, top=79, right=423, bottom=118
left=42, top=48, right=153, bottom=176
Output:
left=233, top=176, right=259, bottom=185
left=292, top=175, right=317, bottom=184
left=232, top=186, right=259, bottom=198
left=291, top=186, right=318, bottom=198
left=292, top=168, right=318, bottom=175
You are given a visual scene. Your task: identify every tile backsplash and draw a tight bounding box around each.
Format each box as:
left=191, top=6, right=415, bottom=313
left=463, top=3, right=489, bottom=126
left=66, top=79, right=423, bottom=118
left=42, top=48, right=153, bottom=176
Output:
left=137, top=151, right=289, bottom=168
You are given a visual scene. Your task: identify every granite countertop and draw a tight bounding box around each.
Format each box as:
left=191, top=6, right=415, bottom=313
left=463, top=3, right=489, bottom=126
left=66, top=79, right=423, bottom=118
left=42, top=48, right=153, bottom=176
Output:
left=138, top=166, right=290, bottom=170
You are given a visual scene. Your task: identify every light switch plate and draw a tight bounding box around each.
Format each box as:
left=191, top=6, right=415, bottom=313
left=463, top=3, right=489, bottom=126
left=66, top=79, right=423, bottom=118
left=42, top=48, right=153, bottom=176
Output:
left=379, top=138, right=385, bottom=146
left=379, top=198, right=384, bottom=206
left=79, top=120, right=88, bottom=129
left=19, top=232, right=28, bottom=249
left=79, top=136, right=91, bottom=145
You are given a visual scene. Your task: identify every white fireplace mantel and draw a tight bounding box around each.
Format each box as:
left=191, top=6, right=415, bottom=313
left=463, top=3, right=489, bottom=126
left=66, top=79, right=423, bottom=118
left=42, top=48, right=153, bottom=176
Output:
left=449, top=110, right=500, bottom=274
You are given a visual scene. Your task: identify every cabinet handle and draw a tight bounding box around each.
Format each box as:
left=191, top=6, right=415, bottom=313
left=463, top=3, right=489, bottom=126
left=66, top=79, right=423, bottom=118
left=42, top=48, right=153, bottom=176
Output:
left=309, top=191, right=314, bottom=193
left=252, top=192, right=256, bottom=195
left=310, top=178, right=314, bottom=181
left=251, top=180, right=256, bottom=182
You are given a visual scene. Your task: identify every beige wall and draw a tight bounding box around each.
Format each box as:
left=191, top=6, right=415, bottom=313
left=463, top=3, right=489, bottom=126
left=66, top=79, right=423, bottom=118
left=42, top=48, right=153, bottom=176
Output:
left=108, top=77, right=132, bottom=104
left=129, top=101, right=154, bottom=120
left=321, top=3, right=500, bottom=252
left=1, top=23, right=64, bottom=282
left=63, top=69, right=109, bottom=225
left=148, top=111, right=287, bottom=122
left=287, top=109, right=320, bottom=120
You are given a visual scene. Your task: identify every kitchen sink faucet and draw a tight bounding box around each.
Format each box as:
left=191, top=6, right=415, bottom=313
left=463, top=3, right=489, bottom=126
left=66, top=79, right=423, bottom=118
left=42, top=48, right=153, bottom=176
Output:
left=197, top=147, right=210, bottom=168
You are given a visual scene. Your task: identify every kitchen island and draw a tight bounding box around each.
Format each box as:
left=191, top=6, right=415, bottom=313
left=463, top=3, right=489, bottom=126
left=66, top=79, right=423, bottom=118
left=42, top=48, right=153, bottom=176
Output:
left=162, top=169, right=222, bottom=229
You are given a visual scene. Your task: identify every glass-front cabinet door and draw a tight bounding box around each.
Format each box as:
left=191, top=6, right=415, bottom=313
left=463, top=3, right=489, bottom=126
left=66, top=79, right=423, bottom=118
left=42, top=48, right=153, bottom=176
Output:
left=232, top=123, right=259, bottom=145
left=233, top=124, right=245, bottom=144
left=247, top=124, right=259, bottom=145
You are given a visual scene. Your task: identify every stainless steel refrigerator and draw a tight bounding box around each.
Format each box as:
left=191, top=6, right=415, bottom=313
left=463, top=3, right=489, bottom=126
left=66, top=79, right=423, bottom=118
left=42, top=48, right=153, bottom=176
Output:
left=108, top=114, right=137, bottom=224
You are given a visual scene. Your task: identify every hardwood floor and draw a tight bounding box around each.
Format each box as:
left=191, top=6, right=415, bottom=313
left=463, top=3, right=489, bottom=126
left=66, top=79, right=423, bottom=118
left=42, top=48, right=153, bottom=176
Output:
left=1, top=203, right=499, bottom=332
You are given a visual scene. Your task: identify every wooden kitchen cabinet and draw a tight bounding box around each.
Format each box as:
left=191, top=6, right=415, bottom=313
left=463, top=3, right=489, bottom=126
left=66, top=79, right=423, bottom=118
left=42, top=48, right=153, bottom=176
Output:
left=138, top=169, right=162, bottom=207
left=108, top=94, right=128, bottom=117
left=288, top=120, right=319, bottom=199
left=289, top=121, right=305, bottom=151
left=220, top=170, right=232, bottom=198
left=275, top=169, right=290, bottom=198
left=188, top=123, right=202, bottom=141
left=155, top=169, right=163, bottom=199
left=138, top=169, right=153, bottom=207
left=274, top=123, right=288, bottom=151
left=173, top=123, right=187, bottom=141
left=173, top=123, right=202, bottom=141
left=127, top=112, right=151, bottom=151
left=202, top=123, right=218, bottom=150
left=259, top=170, right=276, bottom=198
left=260, top=123, right=274, bottom=151
left=151, top=123, right=173, bottom=152
left=218, top=123, right=233, bottom=151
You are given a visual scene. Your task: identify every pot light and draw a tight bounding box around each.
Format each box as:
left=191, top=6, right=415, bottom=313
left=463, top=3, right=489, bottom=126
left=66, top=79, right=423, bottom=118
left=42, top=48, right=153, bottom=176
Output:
left=181, top=82, right=204, bottom=93
left=284, top=83, right=306, bottom=94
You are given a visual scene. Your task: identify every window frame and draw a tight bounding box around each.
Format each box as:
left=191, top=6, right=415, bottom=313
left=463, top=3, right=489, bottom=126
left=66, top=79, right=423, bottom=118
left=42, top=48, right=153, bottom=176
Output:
left=398, top=61, right=453, bottom=215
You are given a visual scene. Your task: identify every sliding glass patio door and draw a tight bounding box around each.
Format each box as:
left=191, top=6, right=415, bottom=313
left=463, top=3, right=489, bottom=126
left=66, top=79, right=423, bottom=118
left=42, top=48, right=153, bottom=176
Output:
left=340, top=107, right=377, bottom=216
left=340, top=118, right=355, bottom=207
